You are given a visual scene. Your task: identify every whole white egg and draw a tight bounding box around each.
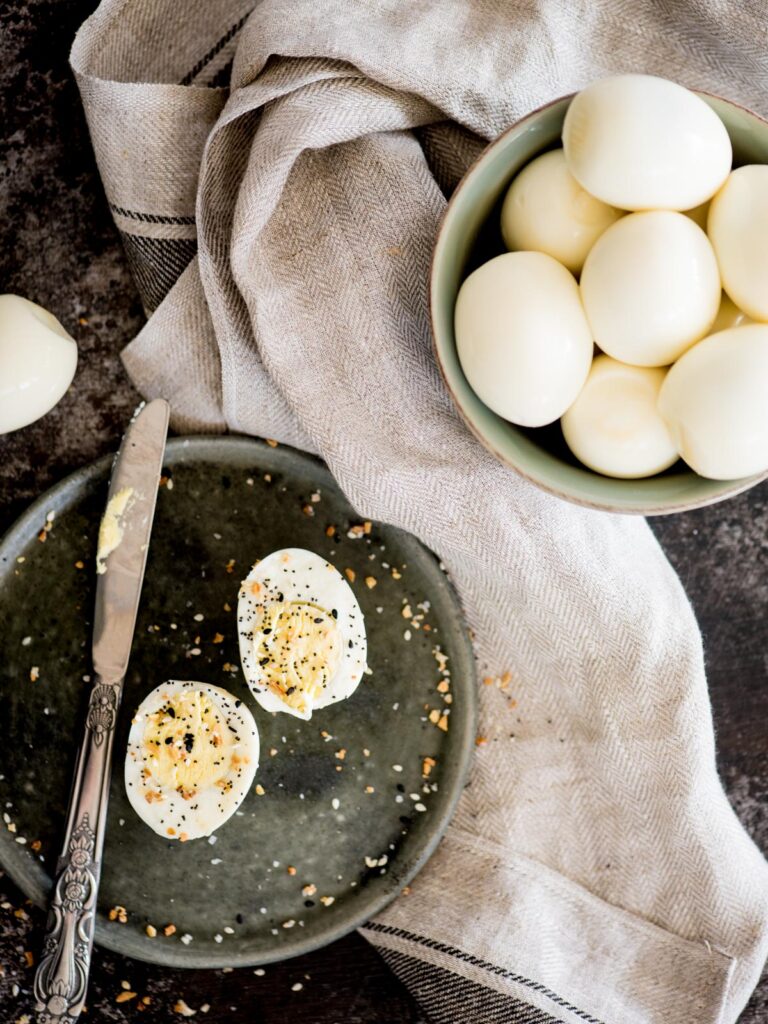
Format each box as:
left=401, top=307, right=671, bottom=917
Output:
left=580, top=211, right=720, bottom=367
left=499, top=149, right=622, bottom=274
left=0, top=294, right=78, bottom=434
left=707, top=165, right=768, bottom=321
left=562, top=75, right=731, bottom=211
left=657, top=324, right=768, bottom=479
left=454, top=251, right=593, bottom=427
left=561, top=355, right=677, bottom=478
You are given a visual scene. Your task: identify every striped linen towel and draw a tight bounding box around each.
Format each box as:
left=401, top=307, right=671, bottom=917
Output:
left=71, top=2, right=768, bottom=1021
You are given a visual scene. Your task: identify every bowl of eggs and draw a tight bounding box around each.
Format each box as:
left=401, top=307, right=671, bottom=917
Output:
left=431, top=74, right=768, bottom=514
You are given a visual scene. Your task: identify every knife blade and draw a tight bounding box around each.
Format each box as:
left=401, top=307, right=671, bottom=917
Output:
left=33, top=398, right=169, bottom=1023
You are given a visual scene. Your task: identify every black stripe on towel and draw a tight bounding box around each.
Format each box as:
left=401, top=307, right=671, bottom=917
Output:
left=179, top=11, right=253, bottom=86
left=110, top=205, right=196, bottom=226
left=362, top=923, right=605, bottom=1024
left=119, top=233, right=197, bottom=313
left=380, top=948, right=566, bottom=1024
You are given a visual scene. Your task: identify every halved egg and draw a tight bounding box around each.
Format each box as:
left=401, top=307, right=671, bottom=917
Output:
left=238, top=548, right=367, bottom=720
left=125, top=681, right=259, bottom=841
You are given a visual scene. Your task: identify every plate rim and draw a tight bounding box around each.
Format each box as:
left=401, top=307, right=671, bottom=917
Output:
left=0, top=435, right=477, bottom=967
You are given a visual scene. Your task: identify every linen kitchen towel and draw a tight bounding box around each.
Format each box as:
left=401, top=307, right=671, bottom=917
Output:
left=71, top=3, right=768, bottom=1022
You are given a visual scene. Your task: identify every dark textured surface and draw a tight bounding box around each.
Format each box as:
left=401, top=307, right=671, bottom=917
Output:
left=0, top=1, right=765, bottom=1022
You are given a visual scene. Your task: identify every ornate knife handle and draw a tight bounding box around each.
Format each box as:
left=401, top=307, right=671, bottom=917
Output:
left=34, top=680, right=121, bottom=1023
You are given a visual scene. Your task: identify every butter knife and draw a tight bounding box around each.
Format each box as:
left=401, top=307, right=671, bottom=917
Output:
left=33, top=398, right=170, bottom=1023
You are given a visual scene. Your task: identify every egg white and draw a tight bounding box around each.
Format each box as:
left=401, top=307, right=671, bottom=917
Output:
left=125, top=680, right=259, bottom=841
left=237, top=548, right=367, bottom=720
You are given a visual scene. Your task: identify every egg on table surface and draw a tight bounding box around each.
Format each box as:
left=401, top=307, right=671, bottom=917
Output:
left=499, top=148, right=622, bottom=274
left=238, top=548, right=367, bottom=721
left=125, top=681, right=259, bottom=841
left=580, top=211, right=720, bottom=367
left=658, top=324, right=768, bottom=480
left=707, top=165, right=768, bottom=322
left=562, top=74, right=731, bottom=211
left=454, top=251, right=593, bottom=427
left=561, top=355, right=677, bottom=479
left=0, top=293, right=78, bottom=434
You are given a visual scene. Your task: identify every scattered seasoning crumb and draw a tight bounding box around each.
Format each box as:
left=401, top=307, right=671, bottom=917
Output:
left=30, top=839, right=41, bottom=852
left=344, top=568, right=355, bottom=582
left=500, top=671, right=512, bottom=688
left=180, top=934, right=193, bottom=945
left=403, top=630, right=411, bottom=641
left=29, top=667, right=39, bottom=682
left=331, top=798, right=340, bottom=810
left=483, top=676, right=494, bottom=686
left=391, top=568, right=402, bottom=580
left=174, top=999, right=197, bottom=1016
left=291, top=982, right=303, bottom=992
left=224, top=927, right=235, bottom=935
left=225, top=559, right=236, bottom=573
left=287, top=866, right=297, bottom=876
left=109, top=906, right=128, bottom=924
left=302, top=504, right=315, bottom=517
left=21, top=636, right=31, bottom=646
left=422, top=757, right=436, bottom=777
left=302, top=884, right=317, bottom=897
left=213, top=633, right=224, bottom=644
left=214, top=934, right=223, bottom=944
left=282, top=919, right=296, bottom=929
left=428, top=709, right=440, bottom=725
left=254, top=968, right=266, bottom=976
left=116, top=991, right=136, bottom=1003
left=319, top=896, right=335, bottom=906
left=415, top=802, right=427, bottom=812
left=437, top=715, right=449, bottom=732
left=200, top=1005, right=210, bottom=1014
left=269, top=747, right=278, bottom=756
left=437, top=680, right=449, bottom=694
left=365, top=576, right=377, bottom=589
left=364, top=785, right=375, bottom=794
left=401, top=605, right=412, bottom=619
left=163, top=924, right=177, bottom=937
left=266, top=439, right=278, bottom=447
left=120, top=981, right=131, bottom=991
left=145, top=925, right=157, bottom=938
left=193, top=613, right=204, bottom=622
left=24, top=951, right=34, bottom=967
left=476, top=735, right=488, bottom=747
left=335, top=748, right=346, bottom=761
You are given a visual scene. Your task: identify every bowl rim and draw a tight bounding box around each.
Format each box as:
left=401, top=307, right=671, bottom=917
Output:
left=429, top=89, right=768, bottom=516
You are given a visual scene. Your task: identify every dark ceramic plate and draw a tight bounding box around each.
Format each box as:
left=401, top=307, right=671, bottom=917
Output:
left=0, top=437, right=476, bottom=967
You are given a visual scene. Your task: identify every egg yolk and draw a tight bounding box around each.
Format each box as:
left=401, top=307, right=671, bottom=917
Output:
left=252, top=601, right=341, bottom=714
left=142, top=690, right=233, bottom=799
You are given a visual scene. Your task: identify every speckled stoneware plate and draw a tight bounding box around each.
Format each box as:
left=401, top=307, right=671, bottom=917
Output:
left=0, top=437, right=476, bottom=967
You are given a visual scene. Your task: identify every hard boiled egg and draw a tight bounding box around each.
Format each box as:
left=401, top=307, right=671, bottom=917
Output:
left=707, top=165, right=768, bottom=321
left=499, top=149, right=622, bottom=273
left=0, top=294, right=78, bottom=434
left=658, top=324, right=768, bottom=479
left=125, top=681, right=259, bottom=841
left=580, top=212, right=720, bottom=366
left=238, top=548, right=367, bottom=721
left=561, top=355, right=677, bottom=478
left=562, top=75, right=731, bottom=211
left=455, top=251, right=593, bottom=427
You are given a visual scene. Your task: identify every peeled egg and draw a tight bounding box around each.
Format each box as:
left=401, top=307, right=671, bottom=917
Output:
left=707, top=165, right=768, bottom=321
left=238, top=548, right=367, bottom=721
left=499, top=149, right=622, bottom=273
left=658, top=324, right=768, bottom=479
left=125, top=681, right=259, bottom=841
left=561, top=355, right=677, bottom=478
left=580, top=212, right=720, bottom=366
left=455, top=251, right=593, bottom=427
left=0, top=294, right=78, bottom=434
left=562, top=75, right=731, bottom=211
left=710, top=292, right=752, bottom=334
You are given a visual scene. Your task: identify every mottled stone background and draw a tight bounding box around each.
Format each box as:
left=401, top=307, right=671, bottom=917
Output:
left=0, top=1, right=765, bottom=1021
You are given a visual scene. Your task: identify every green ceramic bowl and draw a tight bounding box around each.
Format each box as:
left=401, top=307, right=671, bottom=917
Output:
left=431, top=93, right=768, bottom=514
